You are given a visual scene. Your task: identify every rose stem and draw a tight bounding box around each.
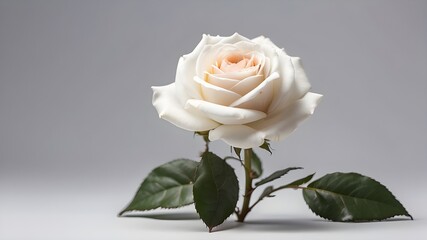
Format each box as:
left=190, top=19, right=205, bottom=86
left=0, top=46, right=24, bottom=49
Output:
left=237, top=148, right=253, bottom=222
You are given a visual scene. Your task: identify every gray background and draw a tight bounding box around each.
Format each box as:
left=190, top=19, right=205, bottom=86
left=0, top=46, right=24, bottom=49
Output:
left=1, top=1, right=426, bottom=239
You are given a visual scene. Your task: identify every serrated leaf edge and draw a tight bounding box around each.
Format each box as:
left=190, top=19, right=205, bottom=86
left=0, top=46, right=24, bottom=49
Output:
left=193, top=152, right=239, bottom=231
left=119, top=201, right=194, bottom=216
left=303, top=194, right=412, bottom=222
left=303, top=172, right=413, bottom=221
left=118, top=159, right=198, bottom=216
left=255, top=167, right=303, bottom=187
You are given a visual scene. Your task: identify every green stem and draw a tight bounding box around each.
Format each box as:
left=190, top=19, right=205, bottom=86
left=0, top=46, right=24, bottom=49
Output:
left=237, top=149, right=253, bottom=222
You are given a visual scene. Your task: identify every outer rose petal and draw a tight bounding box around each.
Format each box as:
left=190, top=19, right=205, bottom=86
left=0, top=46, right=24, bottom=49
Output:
left=175, top=34, right=223, bottom=104
left=268, top=56, right=311, bottom=114
left=185, top=99, right=266, bottom=125
left=174, top=57, right=201, bottom=105
left=252, top=36, right=311, bottom=114
left=217, top=32, right=252, bottom=45
left=252, top=35, right=288, bottom=54
left=251, top=37, right=278, bottom=77
left=249, top=92, right=323, bottom=141
left=152, top=83, right=220, bottom=131
left=209, top=125, right=265, bottom=149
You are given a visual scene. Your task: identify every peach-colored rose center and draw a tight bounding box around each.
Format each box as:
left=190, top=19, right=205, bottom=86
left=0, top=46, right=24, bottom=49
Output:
left=213, top=53, right=260, bottom=75
left=199, top=51, right=271, bottom=112
left=218, top=54, right=258, bottom=73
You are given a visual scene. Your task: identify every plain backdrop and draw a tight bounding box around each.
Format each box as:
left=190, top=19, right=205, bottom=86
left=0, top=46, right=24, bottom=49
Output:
left=1, top=1, right=426, bottom=239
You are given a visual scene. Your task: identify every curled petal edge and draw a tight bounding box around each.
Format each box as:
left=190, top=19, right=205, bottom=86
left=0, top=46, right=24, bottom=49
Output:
left=250, top=92, right=323, bottom=142
left=209, top=124, right=266, bottom=149
left=185, top=99, right=267, bottom=125
left=152, top=83, right=220, bottom=131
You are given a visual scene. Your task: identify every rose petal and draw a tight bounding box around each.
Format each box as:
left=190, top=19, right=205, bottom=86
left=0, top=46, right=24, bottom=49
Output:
left=152, top=83, right=220, bottom=131
left=194, top=76, right=241, bottom=106
left=196, top=44, right=230, bottom=78
left=251, top=36, right=279, bottom=75
left=245, top=54, right=257, bottom=68
left=217, top=32, right=251, bottom=45
left=185, top=99, right=267, bottom=125
left=219, top=56, right=247, bottom=72
left=267, top=56, right=311, bottom=114
left=206, top=72, right=239, bottom=90
left=290, top=57, right=311, bottom=99
left=249, top=92, right=322, bottom=141
left=209, top=125, right=265, bottom=149
left=212, top=65, right=224, bottom=74
left=196, top=40, right=260, bottom=78
left=212, top=67, right=259, bottom=81
left=262, top=56, right=271, bottom=76
left=229, top=75, right=265, bottom=95
left=252, top=35, right=286, bottom=54
left=230, top=72, right=280, bottom=112
left=175, top=34, right=223, bottom=104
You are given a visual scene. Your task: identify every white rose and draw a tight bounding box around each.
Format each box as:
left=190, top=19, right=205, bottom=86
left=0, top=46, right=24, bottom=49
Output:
left=152, top=33, right=322, bottom=149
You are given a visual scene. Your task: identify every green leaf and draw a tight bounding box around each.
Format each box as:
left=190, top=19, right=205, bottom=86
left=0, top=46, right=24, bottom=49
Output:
left=258, top=186, right=275, bottom=201
left=256, top=174, right=314, bottom=204
left=193, top=152, right=239, bottom=231
left=303, top=172, right=413, bottom=222
left=119, top=159, right=198, bottom=216
left=259, top=140, right=272, bottom=154
left=280, top=173, right=315, bottom=188
left=251, top=150, right=263, bottom=179
left=255, top=167, right=302, bottom=187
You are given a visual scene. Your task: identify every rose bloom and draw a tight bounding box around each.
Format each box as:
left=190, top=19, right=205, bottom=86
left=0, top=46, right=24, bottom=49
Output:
left=152, top=33, right=322, bottom=149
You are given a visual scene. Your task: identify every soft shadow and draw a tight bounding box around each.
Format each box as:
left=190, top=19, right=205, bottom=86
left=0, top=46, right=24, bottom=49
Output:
left=211, top=221, right=243, bottom=232
left=200, top=218, right=340, bottom=233
left=381, top=217, right=415, bottom=222
left=311, top=216, right=414, bottom=223
left=121, top=214, right=414, bottom=232
left=242, top=218, right=347, bottom=232
left=121, top=212, right=200, bottom=220
left=242, top=216, right=414, bottom=232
